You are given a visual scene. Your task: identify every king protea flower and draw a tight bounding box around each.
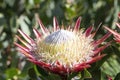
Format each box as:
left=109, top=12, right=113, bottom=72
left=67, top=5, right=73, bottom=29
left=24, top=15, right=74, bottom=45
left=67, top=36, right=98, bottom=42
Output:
left=15, top=17, right=111, bottom=76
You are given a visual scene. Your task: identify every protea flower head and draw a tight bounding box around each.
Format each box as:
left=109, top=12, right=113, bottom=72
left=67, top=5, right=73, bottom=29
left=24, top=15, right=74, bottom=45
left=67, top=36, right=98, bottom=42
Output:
left=104, top=13, right=120, bottom=43
left=15, top=17, right=111, bottom=76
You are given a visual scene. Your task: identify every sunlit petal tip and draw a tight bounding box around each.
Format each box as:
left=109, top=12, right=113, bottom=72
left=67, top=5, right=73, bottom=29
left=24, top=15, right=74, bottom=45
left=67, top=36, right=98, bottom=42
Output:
left=114, top=35, right=120, bottom=42
left=74, top=17, right=81, bottom=31
left=37, top=18, right=50, bottom=35
left=14, top=42, right=34, bottom=59
left=18, top=29, right=35, bottom=44
left=116, top=22, right=120, bottom=28
left=67, top=25, right=71, bottom=30
left=14, top=42, right=29, bottom=52
left=19, top=49, right=33, bottom=59
left=91, top=23, right=102, bottom=38
left=93, top=32, right=111, bottom=47
left=85, top=26, right=93, bottom=37
left=93, top=41, right=111, bottom=55
left=53, top=16, right=59, bottom=31
left=16, top=35, right=31, bottom=49
left=33, top=28, right=42, bottom=39
left=104, top=26, right=120, bottom=37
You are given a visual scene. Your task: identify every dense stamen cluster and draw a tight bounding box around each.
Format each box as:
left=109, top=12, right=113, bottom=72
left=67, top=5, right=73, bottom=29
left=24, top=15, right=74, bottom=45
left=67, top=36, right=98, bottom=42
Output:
left=34, top=29, right=94, bottom=67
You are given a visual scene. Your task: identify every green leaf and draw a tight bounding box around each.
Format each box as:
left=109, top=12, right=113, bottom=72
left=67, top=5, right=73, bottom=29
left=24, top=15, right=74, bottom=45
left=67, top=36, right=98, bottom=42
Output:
left=28, top=68, right=37, bottom=80
left=80, top=69, right=92, bottom=80
left=6, top=68, right=19, bottom=79
left=114, top=72, right=120, bottom=80
left=4, top=0, right=15, bottom=7
left=34, top=0, right=41, bottom=4
left=36, top=65, right=49, bottom=77
left=18, top=15, right=31, bottom=35
left=83, top=69, right=92, bottom=79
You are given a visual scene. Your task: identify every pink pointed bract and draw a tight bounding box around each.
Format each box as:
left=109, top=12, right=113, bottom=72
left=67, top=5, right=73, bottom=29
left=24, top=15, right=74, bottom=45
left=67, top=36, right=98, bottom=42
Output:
left=104, top=26, right=120, bottom=43
left=104, top=13, right=120, bottom=43
left=15, top=17, right=111, bottom=76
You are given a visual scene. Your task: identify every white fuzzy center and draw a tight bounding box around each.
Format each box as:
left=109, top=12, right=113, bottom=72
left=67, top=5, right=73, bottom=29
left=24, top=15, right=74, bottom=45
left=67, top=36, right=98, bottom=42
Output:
left=45, top=30, right=76, bottom=44
left=35, top=29, right=94, bottom=67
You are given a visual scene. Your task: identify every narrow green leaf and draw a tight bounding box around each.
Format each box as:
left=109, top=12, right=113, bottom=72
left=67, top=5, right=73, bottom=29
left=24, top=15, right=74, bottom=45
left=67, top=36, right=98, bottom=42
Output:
left=28, top=68, right=37, bottom=80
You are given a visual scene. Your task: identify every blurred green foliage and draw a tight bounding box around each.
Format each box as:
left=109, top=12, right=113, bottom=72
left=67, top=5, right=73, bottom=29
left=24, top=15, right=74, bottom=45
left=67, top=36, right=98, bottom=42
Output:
left=0, top=0, right=120, bottom=80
